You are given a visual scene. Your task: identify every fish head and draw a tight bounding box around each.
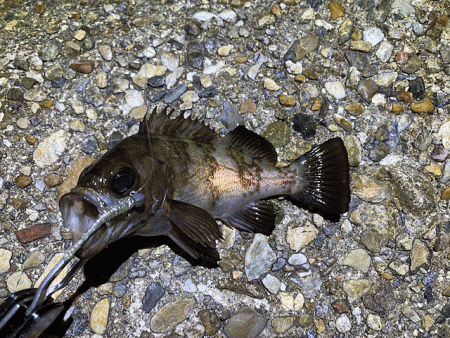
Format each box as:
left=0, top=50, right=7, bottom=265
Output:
left=59, top=137, right=163, bottom=259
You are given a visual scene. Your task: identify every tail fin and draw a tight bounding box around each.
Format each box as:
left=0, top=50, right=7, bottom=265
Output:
left=289, top=138, right=350, bottom=215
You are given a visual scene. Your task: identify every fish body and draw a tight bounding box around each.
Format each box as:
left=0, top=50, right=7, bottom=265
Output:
left=60, top=107, right=350, bottom=263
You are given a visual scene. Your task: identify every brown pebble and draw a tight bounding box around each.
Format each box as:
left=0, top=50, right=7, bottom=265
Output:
left=16, top=223, right=52, bottom=243
left=304, top=302, right=315, bottom=312
left=231, top=56, right=248, bottom=64
left=351, top=28, right=362, bottom=40
left=390, top=103, right=403, bottom=114
left=328, top=1, right=344, bottom=19
left=15, top=175, right=32, bottom=188
left=40, top=99, right=54, bottom=108
left=331, top=299, right=350, bottom=313
left=380, top=272, right=394, bottom=280
left=25, top=134, right=37, bottom=145
left=442, top=284, right=450, bottom=296
left=397, top=91, right=413, bottom=103
left=44, top=173, right=63, bottom=187
left=240, top=99, right=256, bottom=113
left=437, top=14, right=448, bottom=26
left=279, top=94, right=296, bottom=106
left=395, top=52, right=409, bottom=65
left=271, top=4, right=281, bottom=16
left=70, top=61, right=94, bottom=74
left=311, top=98, right=321, bottom=111
left=442, top=187, right=450, bottom=200
left=294, top=74, right=305, bottom=82
left=411, top=99, right=434, bottom=113
left=345, top=102, right=364, bottom=116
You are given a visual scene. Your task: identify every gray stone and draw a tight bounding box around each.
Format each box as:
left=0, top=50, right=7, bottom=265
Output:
left=262, top=274, right=281, bottom=294
left=363, top=27, right=384, bottom=46
left=150, top=297, right=195, bottom=333
left=341, top=249, right=371, bottom=273
left=245, top=234, right=277, bottom=281
left=224, top=306, right=267, bottom=338
left=142, top=282, right=165, bottom=313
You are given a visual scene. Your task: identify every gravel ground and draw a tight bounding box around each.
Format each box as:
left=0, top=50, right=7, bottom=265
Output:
left=1, top=0, right=450, bottom=337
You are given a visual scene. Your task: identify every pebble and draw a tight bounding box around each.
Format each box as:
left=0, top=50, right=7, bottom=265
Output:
left=271, top=316, right=295, bottom=334
left=411, top=99, right=434, bottom=113
left=125, top=89, right=144, bottom=108
left=183, top=278, right=197, bottom=293
left=16, top=117, right=30, bottom=129
left=343, top=279, right=370, bottom=303
left=286, top=221, right=318, bottom=252
left=357, top=79, right=379, bottom=102
left=363, top=27, right=384, bottom=46
left=160, top=52, right=179, bottom=72
left=262, top=122, right=290, bottom=147
left=376, top=41, right=394, bottom=62
left=335, top=314, right=351, bottom=333
left=442, top=187, right=450, bottom=200
left=341, top=249, right=371, bottom=273
left=391, top=0, right=416, bottom=17
left=344, top=135, right=362, bottom=166
left=350, top=41, right=372, bottom=52
left=90, top=298, right=110, bottom=334
left=438, top=121, right=450, bottom=150
left=408, top=77, right=425, bottom=100
left=279, top=94, right=296, bottom=106
left=15, top=175, right=32, bottom=188
left=40, top=40, right=62, bottom=61
left=245, top=234, right=277, bottom=281
left=22, top=251, right=45, bottom=270
left=325, top=81, right=346, bottom=99
left=288, top=253, right=307, bottom=266
left=263, top=78, right=280, bottom=91
left=224, top=306, right=267, bottom=338
left=164, top=83, right=187, bottom=104
left=219, top=9, right=237, bottom=23
left=351, top=174, right=387, bottom=203
left=7, top=271, right=32, bottom=292
left=328, top=1, right=344, bottom=19
left=33, top=130, right=68, bottom=167
left=44, top=173, right=63, bottom=187
left=98, top=45, right=113, bottom=61
left=0, top=248, right=12, bottom=273
left=410, top=239, right=429, bottom=271
left=193, top=11, right=216, bottom=22
left=165, top=66, right=184, bottom=89
left=70, top=61, right=94, bottom=74
left=219, top=101, right=243, bottom=130
left=142, top=282, right=165, bottom=313
left=199, top=310, right=221, bottom=336
left=240, top=99, right=256, bottom=114
left=246, top=62, right=263, bottom=80
left=150, top=297, right=195, bottom=333
left=24, top=88, right=47, bottom=102
left=80, top=136, right=97, bottom=154
left=218, top=45, right=233, bottom=56
left=262, top=274, right=281, bottom=294
left=367, top=314, right=382, bottom=330
left=401, top=55, right=421, bottom=74
left=389, top=260, right=409, bottom=275
left=292, top=113, right=316, bottom=140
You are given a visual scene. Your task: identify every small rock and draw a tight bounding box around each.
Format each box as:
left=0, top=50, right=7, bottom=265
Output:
left=245, top=234, right=277, bottom=281
left=33, top=130, right=68, bottom=168
left=292, top=113, right=316, bottom=140
left=343, top=279, right=370, bottom=303
left=279, top=94, right=296, bottom=106
left=164, top=84, right=187, bottom=104
left=90, top=298, right=110, bottom=334
left=325, top=81, right=346, bottom=99
left=224, top=306, right=267, bottom=338
left=336, top=314, right=351, bottom=333
left=351, top=174, right=387, bottom=203
left=363, top=27, right=384, bottom=46
left=70, top=61, right=94, bottom=74
left=22, top=251, right=45, bottom=270
left=350, top=41, right=372, bottom=52
left=262, top=274, right=281, bottom=294
left=344, top=135, right=362, bottom=167
left=44, top=173, right=63, bottom=187
left=286, top=221, right=318, bottom=251
left=98, top=45, right=113, bottom=61
left=218, top=45, right=234, bottom=56
left=16, top=117, right=29, bottom=129
left=7, top=272, right=32, bottom=292
left=288, top=253, right=307, bottom=266
left=240, top=99, right=256, bottom=113
left=357, top=79, right=379, bottom=102
left=263, top=78, right=280, bottom=91
left=0, top=249, right=12, bottom=273
left=161, top=52, right=179, bottom=71
left=442, top=187, right=450, bottom=200
left=199, top=310, right=221, bottom=336
left=271, top=316, right=295, bottom=334
left=411, top=99, right=434, bottom=113
left=410, top=239, right=429, bottom=271
left=262, top=122, right=290, bottom=147
left=24, top=88, right=47, bottom=102
left=328, top=1, right=344, bottom=19
left=142, top=282, right=165, bottom=313
left=367, top=314, right=382, bottom=330
left=401, top=55, right=421, bottom=74
left=341, top=249, right=371, bottom=273
left=150, top=297, right=195, bottom=333
left=15, top=175, right=32, bottom=188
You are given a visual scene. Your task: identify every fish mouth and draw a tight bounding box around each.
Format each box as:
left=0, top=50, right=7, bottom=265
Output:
left=59, top=187, right=113, bottom=259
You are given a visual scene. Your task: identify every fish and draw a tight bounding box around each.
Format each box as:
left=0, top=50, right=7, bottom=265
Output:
left=59, top=107, right=350, bottom=264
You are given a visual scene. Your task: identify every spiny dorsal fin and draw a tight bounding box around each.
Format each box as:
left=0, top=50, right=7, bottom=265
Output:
left=220, top=126, right=278, bottom=165
left=139, top=106, right=218, bottom=143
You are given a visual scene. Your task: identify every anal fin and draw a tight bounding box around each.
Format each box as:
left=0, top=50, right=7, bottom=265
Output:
left=222, top=200, right=276, bottom=236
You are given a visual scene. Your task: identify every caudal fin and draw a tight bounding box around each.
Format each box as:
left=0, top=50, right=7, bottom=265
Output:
left=290, top=138, right=350, bottom=215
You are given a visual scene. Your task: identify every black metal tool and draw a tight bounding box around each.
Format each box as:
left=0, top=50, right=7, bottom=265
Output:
left=0, top=193, right=145, bottom=338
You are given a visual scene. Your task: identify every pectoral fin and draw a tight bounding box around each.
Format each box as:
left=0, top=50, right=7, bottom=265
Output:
left=166, top=199, right=222, bottom=264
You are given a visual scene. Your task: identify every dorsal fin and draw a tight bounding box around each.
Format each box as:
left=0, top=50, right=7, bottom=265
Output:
left=220, top=126, right=278, bottom=165
left=139, top=106, right=218, bottom=143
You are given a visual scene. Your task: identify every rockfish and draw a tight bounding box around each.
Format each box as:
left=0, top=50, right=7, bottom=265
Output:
left=60, top=107, right=350, bottom=264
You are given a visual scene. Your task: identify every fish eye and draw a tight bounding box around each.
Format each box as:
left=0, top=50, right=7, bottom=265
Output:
left=108, top=167, right=135, bottom=195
